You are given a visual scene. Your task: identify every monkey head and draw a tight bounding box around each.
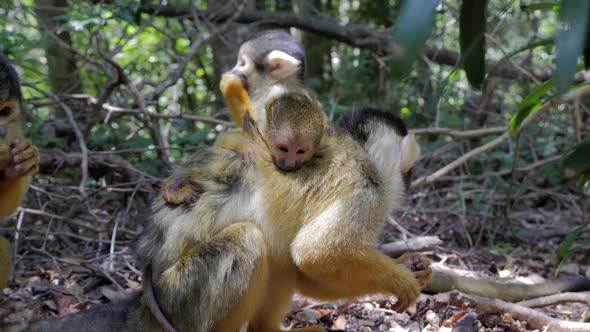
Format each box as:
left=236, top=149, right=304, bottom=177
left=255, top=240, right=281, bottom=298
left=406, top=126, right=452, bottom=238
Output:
left=264, top=93, right=323, bottom=172
left=0, top=56, right=22, bottom=147
left=231, top=30, right=306, bottom=93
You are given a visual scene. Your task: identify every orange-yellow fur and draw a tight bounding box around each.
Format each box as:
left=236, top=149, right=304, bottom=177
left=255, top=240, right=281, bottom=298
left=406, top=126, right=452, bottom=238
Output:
left=0, top=176, right=29, bottom=217
left=220, top=73, right=255, bottom=126
left=233, top=92, right=430, bottom=332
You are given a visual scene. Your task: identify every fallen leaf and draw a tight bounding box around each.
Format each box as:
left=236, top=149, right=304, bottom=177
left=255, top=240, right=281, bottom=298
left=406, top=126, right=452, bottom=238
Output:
left=331, top=315, right=346, bottom=331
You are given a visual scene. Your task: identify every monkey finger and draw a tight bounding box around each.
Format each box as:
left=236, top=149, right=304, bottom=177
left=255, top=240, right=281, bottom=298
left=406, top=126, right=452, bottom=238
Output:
left=12, top=145, right=37, bottom=164
left=14, top=156, right=39, bottom=177
left=414, top=268, right=433, bottom=289
left=10, top=139, right=31, bottom=154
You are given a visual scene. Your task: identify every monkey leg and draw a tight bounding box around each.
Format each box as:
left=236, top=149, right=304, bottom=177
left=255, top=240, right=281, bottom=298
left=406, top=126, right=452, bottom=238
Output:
left=153, top=222, right=268, bottom=332
left=220, top=72, right=255, bottom=126
left=246, top=262, right=326, bottom=332
left=293, top=245, right=421, bottom=312
left=0, top=235, right=11, bottom=289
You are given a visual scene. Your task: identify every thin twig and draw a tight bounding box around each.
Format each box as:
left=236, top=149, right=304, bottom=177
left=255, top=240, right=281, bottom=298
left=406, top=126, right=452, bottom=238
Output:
left=412, top=83, right=590, bottom=188
left=24, top=83, right=89, bottom=197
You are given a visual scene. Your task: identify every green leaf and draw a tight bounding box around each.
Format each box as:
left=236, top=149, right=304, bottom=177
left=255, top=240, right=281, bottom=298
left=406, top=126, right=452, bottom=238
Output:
left=558, top=224, right=587, bottom=258
left=509, top=79, right=555, bottom=131
left=460, top=0, right=487, bottom=90
left=557, top=224, right=589, bottom=274
left=391, top=0, right=439, bottom=78
left=520, top=2, right=560, bottom=11
left=508, top=38, right=554, bottom=58
left=560, top=138, right=590, bottom=178
left=554, top=0, right=590, bottom=93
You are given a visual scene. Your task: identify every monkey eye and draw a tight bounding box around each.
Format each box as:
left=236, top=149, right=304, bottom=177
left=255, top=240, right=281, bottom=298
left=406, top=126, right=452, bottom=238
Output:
left=279, top=146, right=288, bottom=152
left=0, top=107, right=11, bottom=116
left=296, top=149, right=306, bottom=154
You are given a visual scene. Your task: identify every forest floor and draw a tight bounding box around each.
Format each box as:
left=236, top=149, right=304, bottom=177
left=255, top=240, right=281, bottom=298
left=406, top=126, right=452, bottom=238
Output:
left=0, top=174, right=589, bottom=331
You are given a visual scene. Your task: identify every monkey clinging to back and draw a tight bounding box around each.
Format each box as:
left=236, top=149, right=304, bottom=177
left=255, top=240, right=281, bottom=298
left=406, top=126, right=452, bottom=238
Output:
left=0, top=56, right=40, bottom=289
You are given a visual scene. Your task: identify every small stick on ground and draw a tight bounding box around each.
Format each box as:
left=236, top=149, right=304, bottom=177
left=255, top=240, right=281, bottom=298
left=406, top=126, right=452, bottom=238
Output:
left=449, top=291, right=590, bottom=332
left=517, top=292, right=590, bottom=308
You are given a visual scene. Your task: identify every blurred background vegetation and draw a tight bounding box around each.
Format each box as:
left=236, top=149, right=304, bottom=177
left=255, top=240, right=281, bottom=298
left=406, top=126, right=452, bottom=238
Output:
left=0, top=0, right=588, bottom=283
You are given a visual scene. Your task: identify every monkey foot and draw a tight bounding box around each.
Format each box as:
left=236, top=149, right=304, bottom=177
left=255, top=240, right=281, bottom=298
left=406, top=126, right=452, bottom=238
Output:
left=161, top=174, right=199, bottom=206
left=2, top=139, right=39, bottom=180
left=397, top=253, right=433, bottom=289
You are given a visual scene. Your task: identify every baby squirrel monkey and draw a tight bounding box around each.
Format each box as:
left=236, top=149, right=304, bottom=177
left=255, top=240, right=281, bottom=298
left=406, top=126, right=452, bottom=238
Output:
left=0, top=56, right=40, bottom=290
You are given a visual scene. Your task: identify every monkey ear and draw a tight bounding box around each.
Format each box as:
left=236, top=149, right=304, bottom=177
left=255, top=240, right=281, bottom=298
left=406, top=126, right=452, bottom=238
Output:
left=266, top=50, right=301, bottom=80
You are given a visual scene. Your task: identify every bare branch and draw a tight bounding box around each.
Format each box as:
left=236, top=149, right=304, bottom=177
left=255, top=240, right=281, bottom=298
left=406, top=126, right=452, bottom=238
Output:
left=412, top=83, right=590, bottom=189
left=25, top=84, right=89, bottom=197
left=410, top=127, right=505, bottom=139
left=138, top=4, right=578, bottom=83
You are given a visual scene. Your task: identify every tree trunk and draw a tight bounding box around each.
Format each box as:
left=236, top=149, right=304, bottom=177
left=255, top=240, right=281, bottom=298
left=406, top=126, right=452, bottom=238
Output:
left=35, top=0, right=80, bottom=95
left=207, top=0, right=256, bottom=109
left=293, top=0, right=331, bottom=93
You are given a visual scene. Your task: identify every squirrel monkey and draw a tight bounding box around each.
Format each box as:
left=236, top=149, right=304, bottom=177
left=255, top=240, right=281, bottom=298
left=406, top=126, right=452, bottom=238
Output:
left=3, top=96, right=428, bottom=332
left=0, top=56, right=40, bottom=290
left=3, top=147, right=267, bottom=331
left=222, top=30, right=313, bottom=127
left=236, top=93, right=429, bottom=332
left=162, top=30, right=323, bottom=206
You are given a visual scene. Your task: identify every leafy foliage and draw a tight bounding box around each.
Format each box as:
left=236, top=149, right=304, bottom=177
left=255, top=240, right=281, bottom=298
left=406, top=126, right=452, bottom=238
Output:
left=554, top=0, right=590, bottom=92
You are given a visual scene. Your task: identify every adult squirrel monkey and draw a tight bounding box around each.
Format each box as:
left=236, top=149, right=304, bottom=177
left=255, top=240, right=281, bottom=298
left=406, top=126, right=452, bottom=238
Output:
left=237, top=93, right=429, bottom=332
left=0, top=56, right=40, bottom=290
left=2, top=91, right=428, bottom=332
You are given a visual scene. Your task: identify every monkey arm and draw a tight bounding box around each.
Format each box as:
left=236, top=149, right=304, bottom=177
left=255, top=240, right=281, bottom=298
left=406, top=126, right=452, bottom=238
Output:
left=0, top=176, right=29, bottom=217
left=293, top=245, right=421, bottom=311
left=220, top=72, right=255, bottom=126
left=291, top=200, right=424, bottom=312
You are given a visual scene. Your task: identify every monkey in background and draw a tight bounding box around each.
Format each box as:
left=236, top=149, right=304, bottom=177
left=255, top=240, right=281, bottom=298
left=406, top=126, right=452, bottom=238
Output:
left=162, top=30, right=326, bottom=206
left=0, top=56, right=40, bottom=290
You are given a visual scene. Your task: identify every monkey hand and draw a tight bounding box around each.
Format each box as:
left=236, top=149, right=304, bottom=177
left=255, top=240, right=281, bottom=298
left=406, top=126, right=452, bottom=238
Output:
left=1, top=139, right=39, bottom=181
left=161, top=171, right=201, bottom=206
left=396, top=252, right=432, bottom=290
left=240, top=139, right=256, bottom=165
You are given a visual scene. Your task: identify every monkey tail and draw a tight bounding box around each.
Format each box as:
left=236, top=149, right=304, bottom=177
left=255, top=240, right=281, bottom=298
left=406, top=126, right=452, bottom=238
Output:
left=144, top=265, right=178, bottom=332
left=337, top=108, right=420, bottom=187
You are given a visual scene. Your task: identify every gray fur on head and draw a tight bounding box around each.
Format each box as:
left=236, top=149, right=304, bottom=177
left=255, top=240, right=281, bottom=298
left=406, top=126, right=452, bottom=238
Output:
left=242, top=30, right=306, bottom=79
